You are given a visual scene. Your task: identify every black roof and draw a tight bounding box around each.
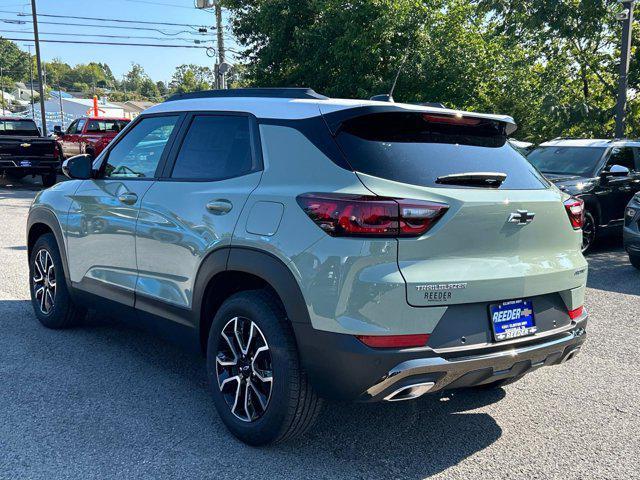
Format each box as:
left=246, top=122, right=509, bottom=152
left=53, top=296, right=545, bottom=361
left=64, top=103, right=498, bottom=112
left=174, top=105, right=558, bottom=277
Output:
left=165, top=88, right=328, bottom=102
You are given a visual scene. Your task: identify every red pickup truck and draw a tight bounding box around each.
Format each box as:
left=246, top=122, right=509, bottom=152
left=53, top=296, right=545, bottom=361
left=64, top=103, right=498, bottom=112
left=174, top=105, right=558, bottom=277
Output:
left=55, top=117, right=130, bottom=159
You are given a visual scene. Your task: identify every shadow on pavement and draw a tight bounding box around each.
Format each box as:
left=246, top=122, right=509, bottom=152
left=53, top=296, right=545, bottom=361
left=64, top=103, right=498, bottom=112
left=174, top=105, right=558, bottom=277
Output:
left=0, top=300, right=503, bottom=479
left=586, top=236, right=640, bottom=296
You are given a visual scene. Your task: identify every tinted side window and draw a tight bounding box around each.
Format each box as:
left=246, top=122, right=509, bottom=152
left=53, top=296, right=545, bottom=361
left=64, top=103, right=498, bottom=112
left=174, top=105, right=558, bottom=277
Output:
left=607, top=147, right=635, bottom=172
left=76, top=119, right=87, bottom=133
left=86, top=120, right=101, bottom=132
left=66, top=120, right=78, bottom=134
left=171, top=115, right=255, bottom=180
left=103, top=115, right=179, bottom=179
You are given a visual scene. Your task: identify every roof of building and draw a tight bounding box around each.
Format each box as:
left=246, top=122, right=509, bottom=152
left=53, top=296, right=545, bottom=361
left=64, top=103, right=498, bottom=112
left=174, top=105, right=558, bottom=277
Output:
left=148, top=88, right=517, bottom=132
left=111, top=100, right=156, bottom=112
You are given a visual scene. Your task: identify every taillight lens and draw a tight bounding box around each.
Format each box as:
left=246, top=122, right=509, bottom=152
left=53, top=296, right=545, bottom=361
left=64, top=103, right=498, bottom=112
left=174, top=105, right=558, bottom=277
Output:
left=356, top=334, right=430, bottom=349
left=564, top=197, right=584, bottom=230
left=296, top=193, right=448, bottom=237
left=568, top=306, right=584, bottom=320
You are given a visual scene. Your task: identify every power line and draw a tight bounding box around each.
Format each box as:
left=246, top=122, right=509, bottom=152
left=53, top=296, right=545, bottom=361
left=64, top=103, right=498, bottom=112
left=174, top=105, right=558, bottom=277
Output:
left=11, top=10, right=213, bottom=29
left=0, top=28, right=214, bottom=44
left=0, top=37, right=211, bottom=49
left=120, top=0, right=199, bottom=10
left=0, top=17, right=211, bottom=36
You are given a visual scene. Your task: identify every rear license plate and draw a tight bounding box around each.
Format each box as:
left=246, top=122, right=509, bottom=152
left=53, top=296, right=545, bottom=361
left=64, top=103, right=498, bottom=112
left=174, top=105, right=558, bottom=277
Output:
left=19, top=160, right=31, bottom=167
left=489, top=299, right=537, bottom=342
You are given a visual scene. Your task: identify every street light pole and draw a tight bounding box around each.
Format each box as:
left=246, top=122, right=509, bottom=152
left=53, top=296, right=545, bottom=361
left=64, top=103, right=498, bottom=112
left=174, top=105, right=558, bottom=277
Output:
left=215, top=4, right=226, bottom=89
left=30, top=0, right=47, bottom=135
left=615, top=0, right=636, bottom=138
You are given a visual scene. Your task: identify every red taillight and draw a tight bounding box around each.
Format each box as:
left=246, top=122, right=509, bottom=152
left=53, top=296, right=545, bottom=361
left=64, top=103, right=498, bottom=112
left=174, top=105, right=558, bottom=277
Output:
left=356, top=334, right=430, bottom=349
left=568, top=306, right=584, bottom=320
left=421, top=113, right=482, bottom=127
left=564, top=197, right=584, bottom=230
left=296, top=193, right=448, bottom=238
left=53, top=142, right=61, bottom=158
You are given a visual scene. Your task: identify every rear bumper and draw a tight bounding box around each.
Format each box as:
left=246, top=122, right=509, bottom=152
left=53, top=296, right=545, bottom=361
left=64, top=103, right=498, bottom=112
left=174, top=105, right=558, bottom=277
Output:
left=0, top=158, right=60, bottom=173
left=294, top=314, right=587, bottom=402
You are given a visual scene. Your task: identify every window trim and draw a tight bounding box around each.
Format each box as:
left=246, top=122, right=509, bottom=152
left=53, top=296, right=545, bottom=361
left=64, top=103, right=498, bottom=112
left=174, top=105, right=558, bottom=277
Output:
left=158, top=111, right=264, bottom=183
left=94, top=112, right=187, bottom=181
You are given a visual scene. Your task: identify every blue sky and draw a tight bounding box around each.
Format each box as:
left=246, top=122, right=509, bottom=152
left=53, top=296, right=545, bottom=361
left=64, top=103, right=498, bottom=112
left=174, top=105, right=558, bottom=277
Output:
left=0, top=0, right=239, bottom=83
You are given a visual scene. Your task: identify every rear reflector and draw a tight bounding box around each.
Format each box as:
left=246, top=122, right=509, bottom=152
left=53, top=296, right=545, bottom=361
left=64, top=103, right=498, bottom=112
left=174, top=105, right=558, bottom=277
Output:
left=564, top=197, right=584, bottom=230
left=356, top=334, right=430, bottom=349
left=296, top=193, right=448, bottom=238
left=568, top=306, right=584, bottom=320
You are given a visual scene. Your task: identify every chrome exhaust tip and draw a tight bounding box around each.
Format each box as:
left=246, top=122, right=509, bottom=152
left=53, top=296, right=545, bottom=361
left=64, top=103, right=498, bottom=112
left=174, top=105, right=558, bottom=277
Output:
left=383, top=381, right=435, bottom=402
left=561, top=347, right=581, bottom=364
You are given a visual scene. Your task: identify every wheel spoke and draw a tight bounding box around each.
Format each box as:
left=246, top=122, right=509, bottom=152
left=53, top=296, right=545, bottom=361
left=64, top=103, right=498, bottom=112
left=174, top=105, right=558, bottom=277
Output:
left=33, top=259, right=44, bottom=282
left=244, top=381, right=252, bottom=421
left=39, top=286, right=46, bottom=312
left=216, top=353, right=237, bottom=367
left=220, top=331, right=238, bottom=362
left=249, top=381, right=268, bottom=411
left=252, top=345, right=273, bottom=384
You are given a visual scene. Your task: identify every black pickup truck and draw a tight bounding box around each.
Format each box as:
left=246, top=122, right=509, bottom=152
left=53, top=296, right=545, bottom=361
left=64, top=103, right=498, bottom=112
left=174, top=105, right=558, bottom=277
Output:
left=0, top=118, right=61, bottom=187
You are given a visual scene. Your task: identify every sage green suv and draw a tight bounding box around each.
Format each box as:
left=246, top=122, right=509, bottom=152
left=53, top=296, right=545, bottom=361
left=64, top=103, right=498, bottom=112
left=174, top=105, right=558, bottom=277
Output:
left=26, top=88, right=588, bottom=446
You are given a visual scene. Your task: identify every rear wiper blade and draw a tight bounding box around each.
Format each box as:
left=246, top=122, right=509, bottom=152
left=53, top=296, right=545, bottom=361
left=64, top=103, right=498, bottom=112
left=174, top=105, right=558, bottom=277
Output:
left=435, top=172, right=507, bottom=188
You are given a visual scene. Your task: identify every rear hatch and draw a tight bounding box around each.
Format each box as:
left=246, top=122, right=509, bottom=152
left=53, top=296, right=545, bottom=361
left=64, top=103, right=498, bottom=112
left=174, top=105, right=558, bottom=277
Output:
left=323, top=107, right=587, bottom=307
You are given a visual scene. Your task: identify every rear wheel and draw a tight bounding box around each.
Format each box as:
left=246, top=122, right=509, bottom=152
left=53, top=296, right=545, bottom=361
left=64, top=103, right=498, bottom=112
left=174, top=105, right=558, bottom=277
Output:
left=29, top=233, right=85, bottom=329
left=581, top=211, right=596, bottom=254
left=41, top=172, right=57, bottom=188
left=206, top=290, right=323, bottom=446
left=629, top=254, right=640, bottom=270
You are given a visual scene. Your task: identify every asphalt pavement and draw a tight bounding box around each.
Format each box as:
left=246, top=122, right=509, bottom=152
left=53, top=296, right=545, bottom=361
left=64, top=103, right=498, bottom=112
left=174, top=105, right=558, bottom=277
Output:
left=0, top=177, right=638, bottom=480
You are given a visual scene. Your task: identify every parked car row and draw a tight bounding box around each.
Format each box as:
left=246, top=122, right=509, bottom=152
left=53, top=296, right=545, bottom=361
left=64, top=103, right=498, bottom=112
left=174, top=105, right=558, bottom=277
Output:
left=523, top=139, right=640, bottom=257
left=0, top=116, right=130, bottom=187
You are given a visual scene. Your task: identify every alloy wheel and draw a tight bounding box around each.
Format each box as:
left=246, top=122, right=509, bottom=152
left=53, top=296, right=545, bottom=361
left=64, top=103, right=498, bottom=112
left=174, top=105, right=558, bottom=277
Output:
left=216, top=316, right=273, bottom=422
left=582, top=214, right=595, bottom=253
left=33, top=249, right=56, bottom=315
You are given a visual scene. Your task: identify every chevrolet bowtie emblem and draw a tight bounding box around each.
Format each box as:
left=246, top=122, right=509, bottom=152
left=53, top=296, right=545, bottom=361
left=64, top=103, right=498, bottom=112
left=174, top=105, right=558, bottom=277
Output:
left=20, top=143, right=31, bottom=148
left=508, top=210, right=535, bottom=225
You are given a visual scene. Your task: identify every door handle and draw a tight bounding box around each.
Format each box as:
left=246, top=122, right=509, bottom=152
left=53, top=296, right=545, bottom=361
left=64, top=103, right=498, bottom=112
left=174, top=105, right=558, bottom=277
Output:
left=117, top=192, right=138, bottom=205
left=206, top=200, right=233, bottom=215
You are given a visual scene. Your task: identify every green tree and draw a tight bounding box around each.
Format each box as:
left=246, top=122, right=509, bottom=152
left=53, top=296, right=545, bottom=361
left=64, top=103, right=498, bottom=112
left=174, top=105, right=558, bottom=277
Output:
left=169, top=64, right=214, bottom=94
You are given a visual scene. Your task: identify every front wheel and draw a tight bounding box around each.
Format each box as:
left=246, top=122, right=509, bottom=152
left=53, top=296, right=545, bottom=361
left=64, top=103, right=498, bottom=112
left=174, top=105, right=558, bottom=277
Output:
left=581, top=211, right=596, bottom=254
left=206, top=290, right=323, bottom=446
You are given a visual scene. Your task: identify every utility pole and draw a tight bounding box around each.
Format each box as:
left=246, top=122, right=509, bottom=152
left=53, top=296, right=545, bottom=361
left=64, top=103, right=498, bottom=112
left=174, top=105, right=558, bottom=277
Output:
left=215, top=4, right=226, bottom=89
left=0, top=66, right=5, bottom=115
left=58, top=84, right=64, bottom=129
left=28, top=45, right=35, bottom=119
left=615, top=0, right=636, bottom=138
left=31, top=0, right=47, bottom=135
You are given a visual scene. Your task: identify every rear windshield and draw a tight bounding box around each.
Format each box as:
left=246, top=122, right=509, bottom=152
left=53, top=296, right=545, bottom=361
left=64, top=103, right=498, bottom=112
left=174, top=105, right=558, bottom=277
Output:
left=0, top=119, right=40, bottom=136
left=334, top=112, right=548, bottom=189
left=527, top=146, right=606, bottom=176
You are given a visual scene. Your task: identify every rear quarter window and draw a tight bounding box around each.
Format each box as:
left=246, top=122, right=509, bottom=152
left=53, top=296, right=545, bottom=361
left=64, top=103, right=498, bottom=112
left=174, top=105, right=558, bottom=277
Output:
left=334, top=112, right=549, bottom=190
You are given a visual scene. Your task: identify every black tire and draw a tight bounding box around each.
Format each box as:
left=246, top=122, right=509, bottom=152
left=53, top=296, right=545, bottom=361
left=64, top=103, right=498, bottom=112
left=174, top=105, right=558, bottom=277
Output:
left=581, top=211, right=596, bottom=254
left=630, top=254, right=640, bottom=270
left=206, top=289, right=323, bottom=446
left=29, top=233, right=85, bottom=329
left=41, top=172, right=57, bottom=188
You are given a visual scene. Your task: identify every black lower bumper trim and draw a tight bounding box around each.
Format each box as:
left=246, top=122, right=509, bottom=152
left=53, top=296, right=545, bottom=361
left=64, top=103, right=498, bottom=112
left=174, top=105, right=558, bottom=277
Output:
left=292, top=317, right=587, bottom=402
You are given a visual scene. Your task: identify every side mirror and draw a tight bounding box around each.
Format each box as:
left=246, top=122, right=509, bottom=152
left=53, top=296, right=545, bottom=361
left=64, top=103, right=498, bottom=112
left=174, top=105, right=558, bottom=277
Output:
left=602, top=164, right=630, bottom=178
left=62, top=154, right=93, bottom=180
left=53, top=125, right=63, bottom=135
